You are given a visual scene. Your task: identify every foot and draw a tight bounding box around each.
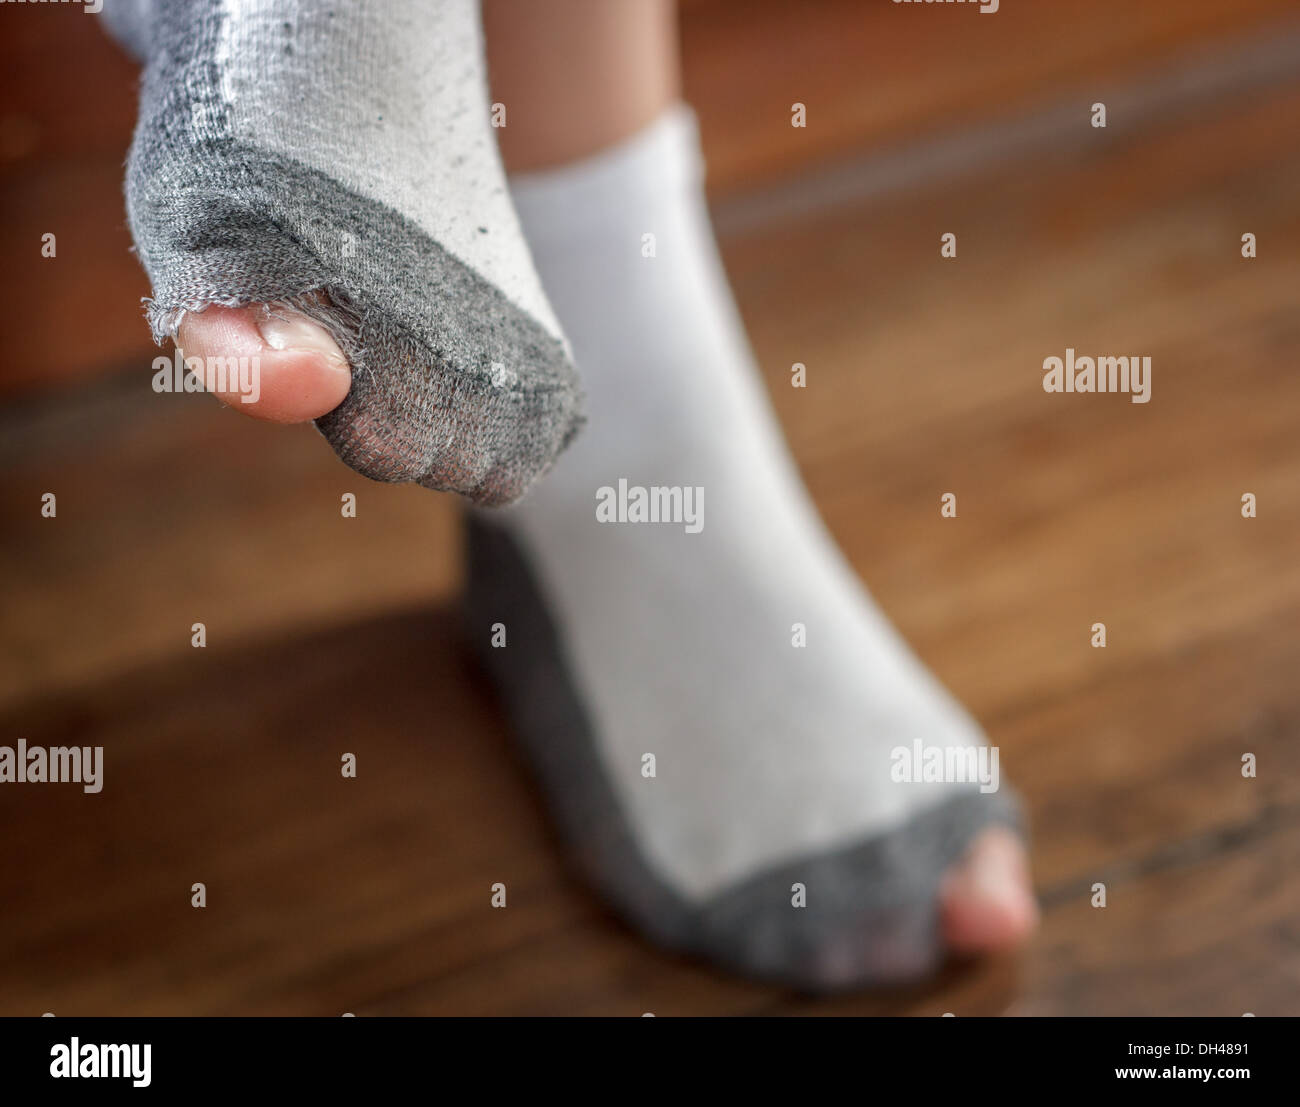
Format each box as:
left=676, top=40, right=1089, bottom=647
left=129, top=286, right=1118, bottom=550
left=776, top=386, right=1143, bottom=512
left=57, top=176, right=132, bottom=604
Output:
left=108, top=0, right=582, bottom=504
left=465, top=107, right=1037, bottom=989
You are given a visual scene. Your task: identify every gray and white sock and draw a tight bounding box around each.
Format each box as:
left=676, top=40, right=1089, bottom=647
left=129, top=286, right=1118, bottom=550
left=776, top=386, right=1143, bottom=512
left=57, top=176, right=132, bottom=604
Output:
left=468, top=107, right=1023, bottom=988
left=107, top=0, right=582, bottom=505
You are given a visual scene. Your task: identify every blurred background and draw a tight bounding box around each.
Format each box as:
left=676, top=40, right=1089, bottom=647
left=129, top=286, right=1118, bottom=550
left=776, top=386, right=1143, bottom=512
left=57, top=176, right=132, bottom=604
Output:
left=1, top=0, right=1298, bottom=1015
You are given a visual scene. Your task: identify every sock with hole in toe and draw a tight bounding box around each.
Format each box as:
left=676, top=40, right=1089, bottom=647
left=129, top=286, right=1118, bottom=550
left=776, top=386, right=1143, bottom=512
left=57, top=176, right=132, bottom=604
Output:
left=107, top=0, right=582, bottom=505
left=466, top=108, right=1026, bottom=989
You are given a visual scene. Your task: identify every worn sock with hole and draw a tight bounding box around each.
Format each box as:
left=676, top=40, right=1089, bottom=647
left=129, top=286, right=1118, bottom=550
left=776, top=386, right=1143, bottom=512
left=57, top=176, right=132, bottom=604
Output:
left=466, top=107, right=1023, bottom=988
left=106, top=0, right=582, bottom=504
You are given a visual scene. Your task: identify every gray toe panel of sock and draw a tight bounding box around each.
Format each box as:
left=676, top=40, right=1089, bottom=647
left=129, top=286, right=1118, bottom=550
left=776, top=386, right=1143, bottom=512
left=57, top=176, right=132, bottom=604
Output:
left=465, top=517, right=1025, bottom=990
left=133, top=147, right=581, bottom=504
left=688, top=789, right=1023, bottom=989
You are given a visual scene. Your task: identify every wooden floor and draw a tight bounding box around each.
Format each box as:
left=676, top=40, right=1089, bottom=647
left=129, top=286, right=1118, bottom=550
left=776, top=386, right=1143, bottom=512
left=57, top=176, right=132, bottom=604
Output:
left=2, top=11, right=1300, bottom=1016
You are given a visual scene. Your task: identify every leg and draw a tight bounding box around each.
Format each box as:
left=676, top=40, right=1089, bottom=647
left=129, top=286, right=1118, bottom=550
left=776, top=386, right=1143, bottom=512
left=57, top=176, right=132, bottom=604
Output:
left=471, top=0, right=1037, bottom=986
left=484, top=0, right=679, bottom=171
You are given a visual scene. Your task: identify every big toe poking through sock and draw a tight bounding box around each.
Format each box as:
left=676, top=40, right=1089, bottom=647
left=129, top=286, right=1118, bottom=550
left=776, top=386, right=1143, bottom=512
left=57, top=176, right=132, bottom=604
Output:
left=467, top=108, right=1032, bottom=989
left=109, top=0, right=582, bottom=505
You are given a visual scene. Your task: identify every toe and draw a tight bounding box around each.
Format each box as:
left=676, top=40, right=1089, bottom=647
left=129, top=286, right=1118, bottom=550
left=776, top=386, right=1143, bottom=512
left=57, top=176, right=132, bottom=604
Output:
left=940, top=826, right=1038, bottom=955
left=176, top=303, right=352, bottom=423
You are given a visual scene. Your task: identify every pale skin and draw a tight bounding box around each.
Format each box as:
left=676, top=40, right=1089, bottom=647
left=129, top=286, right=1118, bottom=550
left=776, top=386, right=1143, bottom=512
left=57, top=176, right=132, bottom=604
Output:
left=176, top=0, right=1037, bottom=959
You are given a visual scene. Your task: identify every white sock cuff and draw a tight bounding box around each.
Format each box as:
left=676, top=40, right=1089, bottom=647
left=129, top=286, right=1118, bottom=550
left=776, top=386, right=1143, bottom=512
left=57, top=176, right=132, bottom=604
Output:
left=508, top=104, right=704, bottom=242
